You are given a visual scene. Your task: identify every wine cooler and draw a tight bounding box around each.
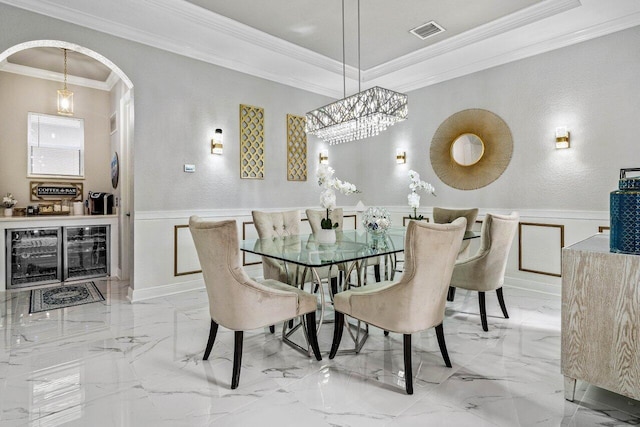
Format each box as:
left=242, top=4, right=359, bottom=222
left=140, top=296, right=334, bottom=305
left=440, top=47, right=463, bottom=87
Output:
left=64, top=226, right=110, bottom=281
left=6, top=225, right=110, bottom=289
left=6, top=227, right=62, bottom=288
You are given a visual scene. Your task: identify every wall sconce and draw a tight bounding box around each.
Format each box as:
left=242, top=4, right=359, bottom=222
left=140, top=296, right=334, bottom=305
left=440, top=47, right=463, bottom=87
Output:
left=211, top=128, right=223, bottom=154
left=396, top=149, right=406, bottom=164
left=555, top=127, right=570, bottom=149
left=319, top=150, right=329, bottom=164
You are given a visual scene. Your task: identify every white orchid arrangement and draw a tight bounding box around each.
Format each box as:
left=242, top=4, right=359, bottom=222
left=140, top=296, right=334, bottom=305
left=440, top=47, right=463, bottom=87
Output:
left=3, top=193, right=17, bottom=208
left=407, top=170, right=435, bottom=220
left=317, top=164, right=359, bottom=229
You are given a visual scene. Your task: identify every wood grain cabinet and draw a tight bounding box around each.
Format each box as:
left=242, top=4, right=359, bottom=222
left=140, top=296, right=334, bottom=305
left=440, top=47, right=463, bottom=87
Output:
left=561, top=234, right=640, bottom=401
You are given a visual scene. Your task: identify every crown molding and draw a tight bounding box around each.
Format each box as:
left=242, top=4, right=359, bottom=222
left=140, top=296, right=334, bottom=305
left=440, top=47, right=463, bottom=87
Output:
left=2, top=0, right=640, bottom=98
left=364, top=0, right=581, bottom=81
left=385, top=9, right=640, bottom=94
left=0, top=60, right=111, bottom=90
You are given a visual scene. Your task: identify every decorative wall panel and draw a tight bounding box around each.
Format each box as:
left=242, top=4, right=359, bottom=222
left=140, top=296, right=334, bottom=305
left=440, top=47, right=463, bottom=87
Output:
left=173, top=225, right=201, bottom=276
left=519, top=222, right=564, bottom=277
left=239, top=104, right=265, bottom=179
left=286, top=114, right=307, bottom=181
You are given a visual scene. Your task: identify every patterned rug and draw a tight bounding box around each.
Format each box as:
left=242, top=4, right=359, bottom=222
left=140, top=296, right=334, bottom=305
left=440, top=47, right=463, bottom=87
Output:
left=29, top=282, right=105, bottom=314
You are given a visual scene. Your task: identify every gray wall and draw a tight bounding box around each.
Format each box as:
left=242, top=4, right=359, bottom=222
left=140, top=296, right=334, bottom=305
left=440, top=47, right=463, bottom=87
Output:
left=0, top=4, right=335, bottom=213
left=2, top=4, right=639, bottom=215
left=328, top=25, right=640, bottom=213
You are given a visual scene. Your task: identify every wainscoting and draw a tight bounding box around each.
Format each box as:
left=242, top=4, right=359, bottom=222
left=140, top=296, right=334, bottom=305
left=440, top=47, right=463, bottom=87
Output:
left=129, top=207, right=609, bottom=302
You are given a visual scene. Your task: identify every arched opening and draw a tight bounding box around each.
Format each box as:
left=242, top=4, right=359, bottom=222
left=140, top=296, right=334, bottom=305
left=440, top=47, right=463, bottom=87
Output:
left=0, top=40, right=135, bottom=285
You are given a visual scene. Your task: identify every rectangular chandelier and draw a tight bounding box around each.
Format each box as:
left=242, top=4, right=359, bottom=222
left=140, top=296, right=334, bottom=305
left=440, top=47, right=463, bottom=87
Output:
left=305, top=86, right=408, bottom=145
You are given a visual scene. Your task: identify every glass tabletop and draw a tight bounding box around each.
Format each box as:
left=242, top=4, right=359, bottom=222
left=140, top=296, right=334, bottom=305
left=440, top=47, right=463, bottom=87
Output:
left=240, top=227, right=478, bottom=268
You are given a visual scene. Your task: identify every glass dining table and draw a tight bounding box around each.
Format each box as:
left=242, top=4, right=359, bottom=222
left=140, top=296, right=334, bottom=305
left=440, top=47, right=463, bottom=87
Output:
left=240, top=227, right=479, bottom=355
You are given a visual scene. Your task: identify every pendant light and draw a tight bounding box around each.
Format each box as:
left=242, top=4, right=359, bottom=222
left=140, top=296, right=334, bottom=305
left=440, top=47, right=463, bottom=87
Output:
left=57, top=48, right=74, bottom=116
left=305, top=0, right=408, bottom=145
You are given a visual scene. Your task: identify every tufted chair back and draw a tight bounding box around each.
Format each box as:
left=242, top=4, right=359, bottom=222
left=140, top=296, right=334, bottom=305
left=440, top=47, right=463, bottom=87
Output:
left=252, top=210, right=301, bottom=283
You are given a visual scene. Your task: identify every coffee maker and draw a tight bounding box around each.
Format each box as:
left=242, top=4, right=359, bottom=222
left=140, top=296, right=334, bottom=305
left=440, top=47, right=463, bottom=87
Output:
left=88, top=192, right=114, bottom=215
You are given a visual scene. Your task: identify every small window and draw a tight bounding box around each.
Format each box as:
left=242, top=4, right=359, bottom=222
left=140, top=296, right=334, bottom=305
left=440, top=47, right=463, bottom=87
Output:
left=28, top=112, right=84, bottom=178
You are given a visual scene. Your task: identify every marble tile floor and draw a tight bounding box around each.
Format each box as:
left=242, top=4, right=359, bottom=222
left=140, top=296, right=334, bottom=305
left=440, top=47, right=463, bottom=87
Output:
left=1, top=278, right=639, bottom=426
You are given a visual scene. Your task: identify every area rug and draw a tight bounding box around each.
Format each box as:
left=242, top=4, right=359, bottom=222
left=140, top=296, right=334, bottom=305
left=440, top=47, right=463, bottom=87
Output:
left=29, top=282, right=105, bottom=314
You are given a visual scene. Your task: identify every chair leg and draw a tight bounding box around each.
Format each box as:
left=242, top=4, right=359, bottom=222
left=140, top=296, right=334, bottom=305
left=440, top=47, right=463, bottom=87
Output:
left=231, top=331, right=243, bottom=389
left=403, top=334, right=413, bottom=395
left=305, top=312, right=322, bottom=361
left=447, top=286, right=456, bottom=302
left=435, top=323, right=452, bottom=368
left=269, top=325, right=275, bottom=333
left=329, top=312, right=345, bottom=359
left=374, top=264, right=381, bottom=282
left=496, top=287, right=509, bottom=319
left=479, top=291, right=488, bottom=331
left=330, top=276, right=338, bottom=296
left=203, top=319, right=219, bottom=360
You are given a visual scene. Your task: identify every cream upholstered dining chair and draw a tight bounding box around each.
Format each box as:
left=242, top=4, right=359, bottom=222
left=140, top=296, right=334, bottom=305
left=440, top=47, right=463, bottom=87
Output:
left=252, top=210, right=303, bottom=284
left=433, top=207, right=479, bottom=301
left=189, top=216, right=321, bottom=389
left=329, top=218, right=467, bottom=394
left=448, top=212, right=519, bottom=331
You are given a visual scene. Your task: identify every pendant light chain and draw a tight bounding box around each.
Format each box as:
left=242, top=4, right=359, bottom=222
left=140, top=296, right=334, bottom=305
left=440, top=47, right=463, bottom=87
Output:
left=342, top=0, right=346, bottom=98
left=63, top=48, right=68, bottom=90
left=357, top=0, right=361, bottom=93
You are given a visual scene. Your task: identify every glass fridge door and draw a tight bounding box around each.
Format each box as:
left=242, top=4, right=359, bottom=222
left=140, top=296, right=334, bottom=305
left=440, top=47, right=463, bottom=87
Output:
left=64, top=226, right=110, bottom=280
left=6, top=228, right=62, bottom=288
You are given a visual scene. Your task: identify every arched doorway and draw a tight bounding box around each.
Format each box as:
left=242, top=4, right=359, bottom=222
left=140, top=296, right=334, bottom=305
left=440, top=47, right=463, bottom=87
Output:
left=0, top=40, right=135, bottom=284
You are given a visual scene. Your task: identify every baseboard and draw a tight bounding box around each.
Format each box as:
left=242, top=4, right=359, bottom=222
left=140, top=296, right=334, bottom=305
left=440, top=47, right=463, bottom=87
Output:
left=503, top=276, right=561, bottom=296
left=128, top=278, right=205, bottom=302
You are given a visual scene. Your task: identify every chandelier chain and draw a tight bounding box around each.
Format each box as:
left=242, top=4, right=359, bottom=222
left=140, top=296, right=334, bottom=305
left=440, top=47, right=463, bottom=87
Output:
left=63, top=48, right=68, bottom=90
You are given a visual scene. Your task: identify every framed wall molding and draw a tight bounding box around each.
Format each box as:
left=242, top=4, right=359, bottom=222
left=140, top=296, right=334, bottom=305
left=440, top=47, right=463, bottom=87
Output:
left=519, top=222, right=564, bottom=277
left=30, top=181, right=83, bottom=202
left=173, top=225, right=202, bottom=276
left=286, top=114, right=307, bottom=181
left=240, top=104, right=265, bottom=179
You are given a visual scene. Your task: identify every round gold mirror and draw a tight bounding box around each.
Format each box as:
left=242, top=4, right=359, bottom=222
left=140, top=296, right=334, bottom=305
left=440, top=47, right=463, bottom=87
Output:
left=430, top=109, right=513, bottom=190
left=450, top=133, right=484, bottom=166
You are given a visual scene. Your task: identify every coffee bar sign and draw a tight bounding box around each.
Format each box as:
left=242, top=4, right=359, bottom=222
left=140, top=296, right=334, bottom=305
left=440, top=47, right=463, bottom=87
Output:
left=30, top=182, right=83, bottom=202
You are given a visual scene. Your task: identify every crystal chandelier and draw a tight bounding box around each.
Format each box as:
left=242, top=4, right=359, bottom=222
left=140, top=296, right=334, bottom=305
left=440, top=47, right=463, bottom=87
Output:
left=57, top=48, right=74, bottom=116
left=306, top=0, right=408, bottom=145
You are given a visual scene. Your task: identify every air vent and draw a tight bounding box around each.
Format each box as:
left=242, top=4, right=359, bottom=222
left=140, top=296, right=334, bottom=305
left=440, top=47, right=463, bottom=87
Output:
left=409, top=21, right=445, bottom=40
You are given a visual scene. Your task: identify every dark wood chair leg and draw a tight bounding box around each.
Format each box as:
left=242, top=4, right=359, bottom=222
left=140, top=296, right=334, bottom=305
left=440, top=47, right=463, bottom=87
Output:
left=403, top=334, right=413, bottom=395
left=447, top=286, right=456, bottom=302
left=269, top=325, right=275, bottom=333
left=329, top=312, right=345, bottom=359
left=374, top=264, right=381, bottom=282
left=305, top=312, right=322, bottom=361
left=479, top=291, right=488, bottom=331
left=330, top=277, right=338, bottom=296
left=435, top=323, right=452, bottom=368
left=384, top=330, right=389, bottom=336
left=231, top=331, right=243, bottom=389
left=203, top=319, right=219, bottom=360
left=496, top=287, right=509, bottom=319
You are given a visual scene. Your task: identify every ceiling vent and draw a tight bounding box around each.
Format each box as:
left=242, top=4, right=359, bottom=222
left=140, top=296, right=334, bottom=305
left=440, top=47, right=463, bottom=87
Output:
left=409, top=21, right=445, bottom=40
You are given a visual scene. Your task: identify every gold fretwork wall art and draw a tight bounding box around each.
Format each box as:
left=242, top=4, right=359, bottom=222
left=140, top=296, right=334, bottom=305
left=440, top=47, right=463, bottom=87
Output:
left=286, top=114, right=307, bottom=181
left=239, top=104, right=265, bottom=179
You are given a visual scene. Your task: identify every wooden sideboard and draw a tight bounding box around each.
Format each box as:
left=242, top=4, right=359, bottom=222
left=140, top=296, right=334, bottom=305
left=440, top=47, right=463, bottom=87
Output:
left=561, top=234, right=640, bottom=401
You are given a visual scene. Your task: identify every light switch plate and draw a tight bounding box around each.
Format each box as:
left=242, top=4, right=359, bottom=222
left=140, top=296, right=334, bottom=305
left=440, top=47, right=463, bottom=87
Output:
left=184, top=164, right=195, bottom=173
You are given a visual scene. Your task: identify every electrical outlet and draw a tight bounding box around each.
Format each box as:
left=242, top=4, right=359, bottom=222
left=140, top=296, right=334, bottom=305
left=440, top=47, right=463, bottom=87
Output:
left=184, top=164, right=196, bottom=173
